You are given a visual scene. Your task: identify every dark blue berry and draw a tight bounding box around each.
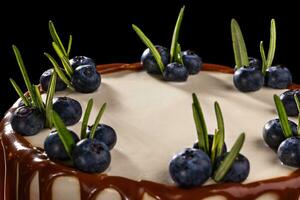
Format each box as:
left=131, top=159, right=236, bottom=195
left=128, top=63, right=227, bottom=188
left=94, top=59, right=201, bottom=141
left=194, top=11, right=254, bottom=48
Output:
left=53, top=97, right=82, bottom=126
left=11, top=106, right=45, bottom=136
left=87, top=124, right=117, bottom=150
left=263, top=119, right=298, bottom=151
left=44, top=130, right=79, bottom=161
left=40, top=68, right=67, bottom=91
left=141, top=45, right=170, bottom=74
left=215, top=153, right=250, bottom=183
left=278, top=136, right=300, bottom=167
left=69, top=56, right=96, bottom=70
left=280, top=90, right=300, bottom=117
left=163, top=62, right=189, bottom=82
left=169, top=148, right=212, bottom=188
left=265, top=66, right=292, bottom=89
left=72, top=138, right=111, bottom=173
left=71, top=65, right=101, bottom=93
left=182, top=50, right=202, bottom=74
left=233, top=66, right=264, bottom=92
left=193, top=134, right=227, bottom=155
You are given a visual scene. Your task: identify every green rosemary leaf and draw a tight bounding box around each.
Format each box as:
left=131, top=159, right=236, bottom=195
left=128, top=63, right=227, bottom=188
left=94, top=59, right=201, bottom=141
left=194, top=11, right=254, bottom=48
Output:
left=294, top=94, right=300, bottom=135
left=213, top=133, right=245, bottom=182
left=45, top=71, right=57, bottom=128
left=214, top=101, right=225, bottom=158
left=266, top=19, right=276, bottom=67
left=67, top=35, right=72, bottom=57
left=33, top=85, right=45, bottom=111
left=260, top=41, right=267, bottom=75
left=175, top=42, right=184, bottom=64
left=49, top=20, right=67, bottom=58
left=9, top=78, right=30, bottom=106
left=81, top=99, right=94, bottom=140
left=211, top=129, right=220, bottom=165
left=90, top=103, right=107, bottom=139
left=52, top=42, right=73, bottom=77
left=132, top=24, right=165, bottom=73
left=274, top=94, right=292, bottom=138
left=170, top=6, right=185, bottom=63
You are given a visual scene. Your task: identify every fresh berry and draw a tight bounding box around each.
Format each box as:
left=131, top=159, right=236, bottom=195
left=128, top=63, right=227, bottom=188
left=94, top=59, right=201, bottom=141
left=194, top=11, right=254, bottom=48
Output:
left=40, top=68, right=67, bottom=91
left=71, top=65, right=101, bottom=93
left=141, top=45, right=170, bottom=74
left=233, top=66, right=264, bottom=92
left=215, top=153, right=250, bottom=183
left=69, top=56, right=96, bottom=70
left=72, top=138, right=111, bottom=173
left=53, top=97, right=82, bottom=126
left=263, top=119, right=298, bottom=150
left=248, top=57, right=261, bottom=69
left=265, top=66, right=292, bottom=89
left=44, top=130, right=79, bottom=160
left=182, top=50, right=202, bottom=74
left=278, top=136, right=300, bottom=167
left=280, top=90, right=300, bottom=117
left=163, top=62, right=189, bottom=82
left=169, top=148, right=212, bottom=188
left=193, top=134, right=227, bottom=155
left=11, top=106, right=45, bottom=136
left=87, top=124, right=117, bottom=150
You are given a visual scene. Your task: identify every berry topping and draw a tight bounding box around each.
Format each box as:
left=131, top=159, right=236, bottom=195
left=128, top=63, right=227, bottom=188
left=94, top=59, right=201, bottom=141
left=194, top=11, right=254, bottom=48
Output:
left=233, top=66, right=264, bottom=92
left=278, top=136, right=300, bottom=167
left=163, top=62, right=188, bottom=82
left=169, top=148, right=212, bottom=188
left=71, top=65, right=101, bottom=93
left=87, top=124, right=117, bottom=150
left=11, top=106, right=45, bottom=136
left=72, top=138, right=111, bottom=173
left=193, top=134, right=227, bottom=156
left=280, top=90, right=300, bottom=117
left=40, top=68, right=67, bottom=91
left=44, top=129, right=79, bottom=160
left=53, top=97, right=82, bottom=126
left=265, top=66, right=292, bottom=89
left=182, top=50, right=202, bottom=74
left=69, top=56, right=96, bottom=70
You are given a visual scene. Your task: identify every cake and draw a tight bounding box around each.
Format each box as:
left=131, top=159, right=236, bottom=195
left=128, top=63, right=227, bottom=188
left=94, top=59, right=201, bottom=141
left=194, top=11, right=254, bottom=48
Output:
left=1, top=62, right=300, bottom=200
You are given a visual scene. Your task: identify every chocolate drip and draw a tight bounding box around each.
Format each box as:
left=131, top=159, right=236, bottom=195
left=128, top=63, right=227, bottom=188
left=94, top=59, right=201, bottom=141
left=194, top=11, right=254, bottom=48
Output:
left=1, top=63, right=300, bottom=200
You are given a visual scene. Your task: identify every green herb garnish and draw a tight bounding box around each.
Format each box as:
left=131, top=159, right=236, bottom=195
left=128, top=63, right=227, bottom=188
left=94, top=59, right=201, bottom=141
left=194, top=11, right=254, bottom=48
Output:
left=52, top=42, right=73, bottom=77
left=260, top=41, right=267, bottom=75
left=231, top=19, right=249, bottom=68
left=266, top=19, right=276, bottom=68
left=170, top=6, right=185, bottom=63
left=213, top=133, right=245, bottom=182
left=274, top=94, right=292, bottom=138
left=214, top=101, right=225, bottom=160
left=81, top=99, right=94, bottom=139
left=211, top=129, right=221, bottom=165
left=192, top=93, right=209, bottom=154
left=67, top=35, right=73, bottom=57
left=132, top=24, right=165, bottom=73
left=9, top=78, right=30, bottom=106
left=174, top=42, right=184, bottom=64
left=52, top=111, right=76, bottom=159
left=45, top=72, right=57, bottom=128
left=89, top=103, right=107, bottom=139
left=294, top=94, right=300, bottom=135
left=49, top=20, right=68, bottom=58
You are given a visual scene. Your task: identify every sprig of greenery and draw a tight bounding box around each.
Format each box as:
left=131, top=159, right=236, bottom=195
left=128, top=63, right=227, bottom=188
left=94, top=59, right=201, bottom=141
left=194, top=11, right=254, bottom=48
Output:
left=44, top=72, right=57, bottom=128
left=52, top=42, right=73, bottom=77
left=67, top=35, right=73, bottom=57
left=174, top=42, right=184, bottom=64
left=260, top=41, right=267, bottom=75
left=9, top=78, right=30, bottom=106
left=132, top=24, right=165, bottom=73
left=274, top=94, right=292, bottom=138
left=294, top=94, right=300, bottom=135
left=213, top=133, right=245, bottom=182
left=81, top=99, right=94, bottom=139
left=49, top=20, right=68, bottom=58
left=170, top=6, right=185, bottom=63
left=231, top=19, right=249, bottom=68
left=34, top=85, right=45, bottom=111
left=266, top=19, right=276, bottom=68
left=214, top=102, right=225, bottom=160
left=89, top=103, right=107, bottom=139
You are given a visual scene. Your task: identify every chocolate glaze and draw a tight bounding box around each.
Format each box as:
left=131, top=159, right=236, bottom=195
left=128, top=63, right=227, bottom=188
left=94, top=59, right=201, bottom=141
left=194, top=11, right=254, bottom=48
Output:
left=1, top=63, right=300, bottom=200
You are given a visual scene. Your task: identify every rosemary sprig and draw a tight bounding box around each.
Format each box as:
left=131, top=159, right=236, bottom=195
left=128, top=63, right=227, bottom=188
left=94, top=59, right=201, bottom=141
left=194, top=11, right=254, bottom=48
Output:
left=274, top=94, right=292, bottom=138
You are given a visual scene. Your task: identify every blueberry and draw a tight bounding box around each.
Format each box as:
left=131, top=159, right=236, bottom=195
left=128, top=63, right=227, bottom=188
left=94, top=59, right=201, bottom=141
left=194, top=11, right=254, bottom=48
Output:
left=265, top=66, right=292, bottom=89
left=163, top=62, right=189, bottom=82
left=248, top=57, right=261, bottom=69
left=11, top=106, right=45, bottom=136
left=263, top=119, right=298, bottom=151
left=193, top=134, right=227, bottom=155
left=40, top=68, right=67, bottom=91
left=141, top=45, right=170, bottom=74
left=69, top=56, right=96, bottom=70
left=278, top=136, right=300, bottom=167
left=44, top=130, right=79, bottom=161
left=169, top=148, right=212, bottom=188
left=72, top=138, right=111, bottom=173
left=53, top=97, right=82, bottom=126
left=233, top=66, right=264, bottom=92
left=280, top=90, right=300, bottom=117
left=71, top=65, right=101, bottom=93
left=87, top=124, right=117, bottom=150
left=215, top=153, right=250, bottom=183
left=182, top=50, right=202, bottom=74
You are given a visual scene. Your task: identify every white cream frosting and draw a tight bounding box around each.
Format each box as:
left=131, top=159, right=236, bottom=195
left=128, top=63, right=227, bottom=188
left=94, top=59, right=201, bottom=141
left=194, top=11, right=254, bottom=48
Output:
left=23, top=70, right=297, bottom=199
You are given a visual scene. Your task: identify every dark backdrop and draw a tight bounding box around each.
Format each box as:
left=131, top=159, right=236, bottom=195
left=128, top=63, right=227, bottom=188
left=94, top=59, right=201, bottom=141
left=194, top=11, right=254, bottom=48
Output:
left=1, top=1, right=299, bottom=117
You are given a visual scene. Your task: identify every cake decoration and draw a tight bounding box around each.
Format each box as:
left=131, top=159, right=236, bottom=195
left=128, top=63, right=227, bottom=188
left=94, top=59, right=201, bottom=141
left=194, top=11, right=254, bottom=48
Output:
left=169, top=93, right=249, bottom=188
left=280, top=89, right=300, bottom=117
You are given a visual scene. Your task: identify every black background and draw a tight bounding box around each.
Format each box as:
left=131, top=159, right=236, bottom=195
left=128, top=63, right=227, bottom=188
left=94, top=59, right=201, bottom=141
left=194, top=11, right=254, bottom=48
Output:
left=1, top=1, right=299, bottom=117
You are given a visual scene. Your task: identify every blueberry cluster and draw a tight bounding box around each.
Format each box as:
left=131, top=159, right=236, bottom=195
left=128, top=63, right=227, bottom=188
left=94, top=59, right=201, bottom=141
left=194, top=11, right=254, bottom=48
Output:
left=232, top=19, right=292, bottom=92
left=44, top=100, right=117, bottom=173
left=169, top=94, right=249, bottom=188
left=133, top=6, right=202, bottom=82
left=263, top=95, right=300, bottom=167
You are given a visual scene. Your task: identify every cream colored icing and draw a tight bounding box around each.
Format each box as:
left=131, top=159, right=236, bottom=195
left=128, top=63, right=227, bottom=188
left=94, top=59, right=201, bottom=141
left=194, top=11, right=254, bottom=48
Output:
left=23, top=70, right=297, bottom=199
